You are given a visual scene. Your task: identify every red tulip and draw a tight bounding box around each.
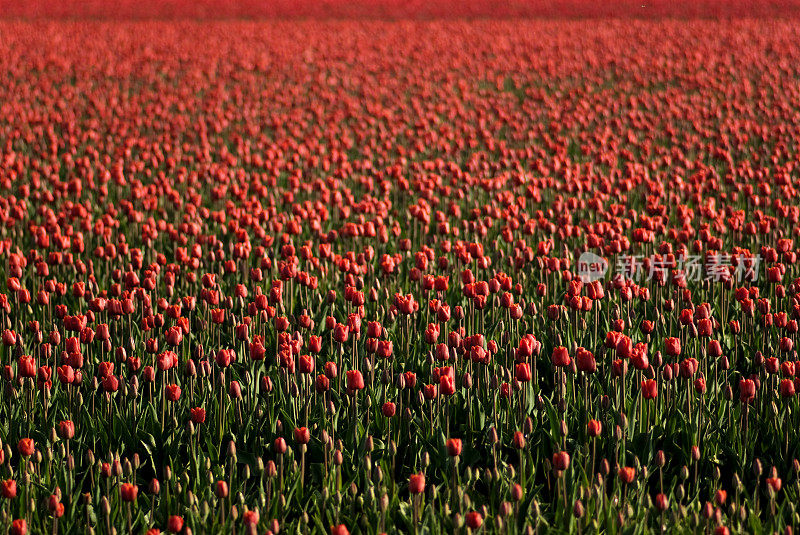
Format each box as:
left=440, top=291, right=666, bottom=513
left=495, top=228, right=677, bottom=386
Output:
left=9, top=519, right=26, bottom=535
left=1, top=480, right=17, bottom=499
left=515, top=363, right=532, bottom=382
left=346, top=370, right=364, bottom=391
left=293, top=427, right=310, bottom=444
left=618, top=466, right=636, bottom=484
left=739, top=379, right=756, bottom=403
left=466, top=512, right=483, bottom=529
left=553, top=451, right=570, bottom=471
left=575, top=348, right=596, bottom=373
left=333, top=324, right=349, bottom=344
left=409, top=473, right=425, bottom=494
left=587, top=420, right=602, bottom=437
left=446, top=438, right=462, bottom=457
left=552, top=346, right=571, bottom=367
left=59, top=420, right=75, bottom=440
left=165, top=384, right=181, bottom=402
left=641, top=379, right=658, bottom=400
left=190, top=407, right=206, bottom=424
left=121, top=483, right=138, bottom=502
left=382, top=402, right=396, bottom=417
left=167, top=515, right=184, bottom=533
left=17, top=439, right=34, bottom=457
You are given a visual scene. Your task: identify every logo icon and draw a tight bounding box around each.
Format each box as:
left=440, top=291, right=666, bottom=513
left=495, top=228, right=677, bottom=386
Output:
left=577, top=252, right=608, bottom=282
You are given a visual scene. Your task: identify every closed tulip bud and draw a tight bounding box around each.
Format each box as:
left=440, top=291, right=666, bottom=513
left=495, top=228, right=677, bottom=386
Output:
left=600, top=459, right=610, bottom=476
left=570, top=500, right=584, bottom=520
left=753, top=458, right=762, bottom=478
left=680, top=465, right=690, bottom=480
left=513, top=431, right=526, bottom=449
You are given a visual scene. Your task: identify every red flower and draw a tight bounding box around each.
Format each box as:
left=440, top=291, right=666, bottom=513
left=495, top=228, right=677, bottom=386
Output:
left=308, top=335, right=322, bottom=353
left=121, top=483, right=138, bottom=502
left=18, top=356, right=36, bottom=378
left=739, top=379, right=756, bottom=403
left=333, top=324, right=349, bottom=344
left=694, top=378, right=706, bottom=394
left=409, top=473, right=425, bottom=494
left=103, top=375, right=119, bottom=392
left=59, top=420, right=75, bottom=440
left=315, top=375, right=330, bottom=393
left=166, top=326, right=183, bottom=346
left=587, top=420, right=602, bottom=437
left=665, top=337, right=681, bottom=357
left=165, top=384, right=181, bottom=402
left=679, top=358, right=697, bottom=379
left=515, top=363, right=532, bottom=382
left=324, top=362, right=338, bottom=379
left=293, top=427, right=310, bottom=444
left=48, top=496, right=65, bottom=517
left=552, top=346, right=570, bottom=367
left=215, top=349, right=234, bottom=367
left=210, top=308, right=225, bottom=324
left=346, top=370, right=364, bottom=391
left=641, top=379, right=658, bottom=400
left=377, top=340, right=393, bottom=359
left=381, top=402, right=396, bottom=417
left=446, top=438, right=462, bottom=457
left=17, top=439, right=34, bottom=457
left=2, top=329, right=17, bottom=346
left=9, top=519, right=26, bottom=535
left=618, top=466, right=636, bottom=484
left=766, top=477, right=782, bottom=493
left=299, top=354, right=315, bottom=374
left=466, top=512, right=483, bottom=529
left=439, top=375, right=456, bottom=396
left=243, top=510, right=259, bottom=526
left=575, top=348, right=596, bottom=373
left=552, top=451, right=570, bottom=471
left=167, top=515, right=184, bottom=533
left=190, top=407, right=206, bottom=424
left=1, top=479, right=17, bottom=499
left=697, top=318, right=712, bottom=337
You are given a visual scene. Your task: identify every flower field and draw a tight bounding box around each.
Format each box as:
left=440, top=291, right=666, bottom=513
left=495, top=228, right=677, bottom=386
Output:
left=2, top=4, right=800, bottom=534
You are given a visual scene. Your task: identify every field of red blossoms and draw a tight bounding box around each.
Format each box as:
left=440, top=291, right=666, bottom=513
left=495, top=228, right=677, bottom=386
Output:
left=2, top=3, right=800, bottom=534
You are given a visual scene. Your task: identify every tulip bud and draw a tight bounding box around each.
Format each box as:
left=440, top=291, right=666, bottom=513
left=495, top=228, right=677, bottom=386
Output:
left=573, top=500, right=584, bottom=518
left=753, top=458, right=763, bottom=478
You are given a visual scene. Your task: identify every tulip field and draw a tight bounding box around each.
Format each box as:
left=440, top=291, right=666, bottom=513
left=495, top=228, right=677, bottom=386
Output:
left=3, top=2, right=800, bottom=534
